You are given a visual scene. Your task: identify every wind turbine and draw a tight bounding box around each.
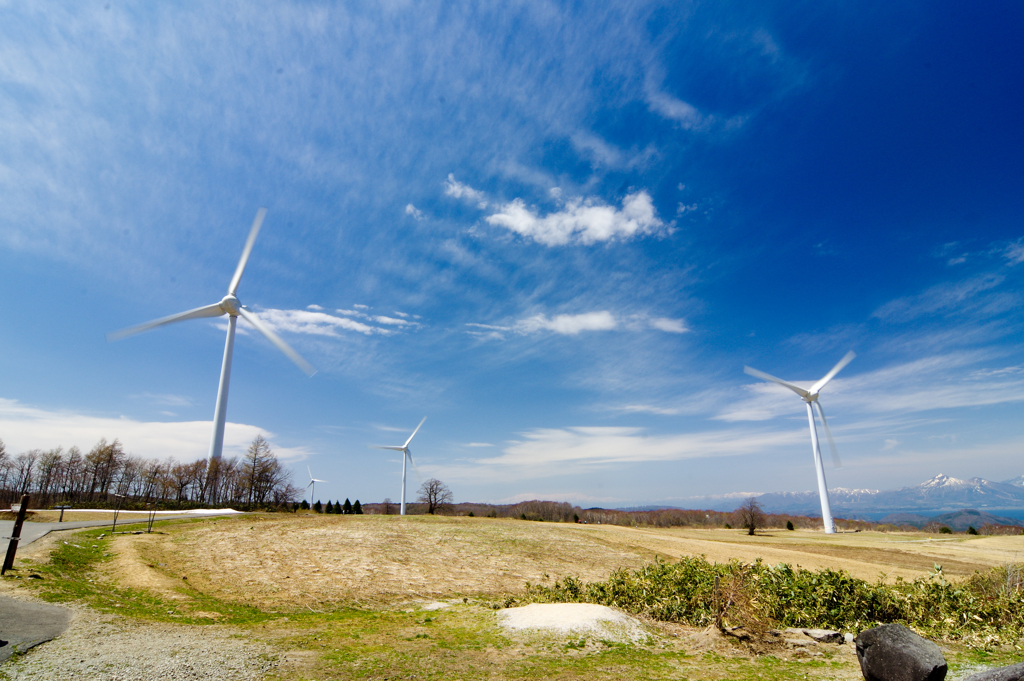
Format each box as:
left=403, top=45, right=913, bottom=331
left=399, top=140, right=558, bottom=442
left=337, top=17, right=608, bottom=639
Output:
left=108, top=208, right=315, bottom=467
left=743, top=351, right=855, bottom=535
left=306, top=466, right=327, bottom=506
left=371, top=417, right=426, bottom=516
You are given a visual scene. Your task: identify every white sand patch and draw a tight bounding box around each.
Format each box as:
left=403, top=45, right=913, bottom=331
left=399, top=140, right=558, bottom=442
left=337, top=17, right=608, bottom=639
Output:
left=420, top=602, right=450, bottom=611
left=497, top=603, right=649, bottom=644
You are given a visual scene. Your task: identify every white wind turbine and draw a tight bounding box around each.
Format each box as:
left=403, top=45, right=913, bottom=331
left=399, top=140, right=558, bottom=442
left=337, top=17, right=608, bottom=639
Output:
left=371, top=417, right=426, bottom=516
left=743, top=351, right=855, bottom=535
left=108, top=208, right=315, bottom=466
left=306, top=466, right=327, bottom=505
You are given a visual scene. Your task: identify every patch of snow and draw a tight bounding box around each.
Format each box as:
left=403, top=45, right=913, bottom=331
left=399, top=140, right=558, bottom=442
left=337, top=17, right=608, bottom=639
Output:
left=497, top=603, right=649, bottom=644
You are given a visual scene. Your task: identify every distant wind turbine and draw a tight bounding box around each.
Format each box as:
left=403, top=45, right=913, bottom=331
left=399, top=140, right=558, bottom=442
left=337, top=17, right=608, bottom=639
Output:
left=306, top=466, right=327, bottom=505
left=108, top=208, right=315, bottom=466
left=743, top=351, right=855, bottom=534
left=371, top=417, right=426, bottom=516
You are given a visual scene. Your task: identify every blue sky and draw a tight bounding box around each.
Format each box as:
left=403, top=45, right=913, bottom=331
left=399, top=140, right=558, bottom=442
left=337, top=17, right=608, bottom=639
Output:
left=2, top=1, right=1022, bottom=508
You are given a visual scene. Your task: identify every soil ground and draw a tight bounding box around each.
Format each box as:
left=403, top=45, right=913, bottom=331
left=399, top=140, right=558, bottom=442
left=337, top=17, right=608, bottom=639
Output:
left=4, top=513, right=1023, bottom=681
left=127, top=514, right=1023, bottom=612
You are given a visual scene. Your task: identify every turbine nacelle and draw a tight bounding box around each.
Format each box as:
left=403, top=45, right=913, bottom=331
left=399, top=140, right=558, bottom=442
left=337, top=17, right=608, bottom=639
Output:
left=219, top=295, right=241, bottom=316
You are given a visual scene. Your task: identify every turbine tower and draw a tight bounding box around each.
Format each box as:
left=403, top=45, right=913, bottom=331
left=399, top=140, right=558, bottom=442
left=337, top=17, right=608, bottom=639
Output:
left=371, top=417, right=426, bottom=516
left=108, top=208, right=315, bottom=465
left=306, top=466, right=327, bottom=506
left=743, top=351, right=855, bottom=534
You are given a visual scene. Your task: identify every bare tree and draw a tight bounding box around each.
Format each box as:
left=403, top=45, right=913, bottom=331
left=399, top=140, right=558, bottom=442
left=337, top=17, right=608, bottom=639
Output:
left=381, top=497, right=393, bottom=515
left=417, top=478, right=453, bottom=515
left=736, top=497, right=766, bottom=536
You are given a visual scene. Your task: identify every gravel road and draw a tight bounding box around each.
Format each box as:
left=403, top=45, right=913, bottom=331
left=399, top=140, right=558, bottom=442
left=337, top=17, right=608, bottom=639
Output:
left=1, top=603, right=278, bottom=681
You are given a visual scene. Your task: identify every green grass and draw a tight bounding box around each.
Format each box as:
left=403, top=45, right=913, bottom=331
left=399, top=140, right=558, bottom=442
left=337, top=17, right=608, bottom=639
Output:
left=6, top=518, right=1024, bottom=680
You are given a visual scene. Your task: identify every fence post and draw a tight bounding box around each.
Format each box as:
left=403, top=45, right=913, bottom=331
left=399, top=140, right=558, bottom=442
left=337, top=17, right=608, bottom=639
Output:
left=2, top=494, right=30, bottom=575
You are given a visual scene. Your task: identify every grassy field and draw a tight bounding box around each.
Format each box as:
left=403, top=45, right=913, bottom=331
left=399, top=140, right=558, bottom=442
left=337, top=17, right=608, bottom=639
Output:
left=5, top=513, right=1024, bottom=680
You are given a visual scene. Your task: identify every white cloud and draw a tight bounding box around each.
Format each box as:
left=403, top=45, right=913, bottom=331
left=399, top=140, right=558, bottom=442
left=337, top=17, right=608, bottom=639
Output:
left=485, top=191, right=665, bottom=246
left=306, top=304, right=324, bottom=311
left=1005, top=239, right=1024, bottom=265
left=253, top=308, right=392, bottom=336
left=444, top=173, right=488, bottom=208
left=515, top=311, right=617, bottom=335
left=441, top=426, right=804, bottom=483
left=463, top=442, right=494, bottom=448
left=405, top=203, right=425, bottom=220
left=645, top=89, right=708, bottom=130
left=719, top=351, right=1024, bottom=423
left=0, top=398, right=309, bottom=463
left=353, top=304, right=370, bottom=310
left=872, top=274, right=1005, bottom=321
left=649, top=317, right=689, bottom=333
left=132, top=393, right=193, bottom=407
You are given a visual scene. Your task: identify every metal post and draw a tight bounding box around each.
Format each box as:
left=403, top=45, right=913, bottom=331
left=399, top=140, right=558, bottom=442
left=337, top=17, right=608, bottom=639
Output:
left=2, top=495, right=30, bottom=575
left=111, top=493, right=125, bottom=534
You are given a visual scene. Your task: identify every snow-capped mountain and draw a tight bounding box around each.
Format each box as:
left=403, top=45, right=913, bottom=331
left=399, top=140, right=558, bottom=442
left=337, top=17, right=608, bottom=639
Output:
left=684, top=473, right=1024, bottom=516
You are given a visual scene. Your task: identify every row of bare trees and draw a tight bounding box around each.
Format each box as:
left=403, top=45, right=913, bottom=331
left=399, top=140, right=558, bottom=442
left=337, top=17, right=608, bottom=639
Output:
left=0, top=436, right=299, bottom=509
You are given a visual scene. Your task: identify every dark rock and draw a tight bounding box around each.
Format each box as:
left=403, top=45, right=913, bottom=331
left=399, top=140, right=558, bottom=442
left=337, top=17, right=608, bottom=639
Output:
left=804, top=628, right=842, bottom=643
left=962, top=662, right=1024, bottom=681
left=855, top=624, right=947, bottom=681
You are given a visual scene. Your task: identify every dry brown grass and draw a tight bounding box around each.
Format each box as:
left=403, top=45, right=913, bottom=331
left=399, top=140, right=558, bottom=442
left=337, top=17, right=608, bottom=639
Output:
left=106, top=513, right=1024, bottom=614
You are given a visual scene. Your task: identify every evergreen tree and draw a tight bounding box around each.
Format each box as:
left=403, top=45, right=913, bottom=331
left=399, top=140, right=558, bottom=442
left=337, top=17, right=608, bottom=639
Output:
left=313, top=500, right=323, bottom=513
left=300, top=499, right=310, bottom=510
left=343, top=498, right=353, bottom=514
left=333, top=500, right=342, bottom=514
left=353, top=499, right=363, bottom=514
left=325, top=499, right=334, bottom=514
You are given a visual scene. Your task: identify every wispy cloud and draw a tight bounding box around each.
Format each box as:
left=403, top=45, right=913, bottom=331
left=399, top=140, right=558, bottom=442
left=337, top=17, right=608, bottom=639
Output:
left=405, top=203, right=425, bottom=220
left=0, top=398, right=309, bottom=462
left=648, top=317, right=689, bottom=333
left=1005, top=239, right=1024, bottom=265
left=444, top=174, right=488, bottom=209
left=441, top=425, right=804, bottom=483
left=254, top=308, right=394, bottom=337
left=872, top=274, right=1005, bottom=321
left=514, top=311, right=617, bottom=335
left=485, top=191, right=666, bottom=246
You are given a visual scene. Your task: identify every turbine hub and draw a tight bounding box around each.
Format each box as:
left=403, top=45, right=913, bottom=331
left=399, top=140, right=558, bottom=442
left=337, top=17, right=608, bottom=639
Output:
left=220, top=295, right=241, bottom=316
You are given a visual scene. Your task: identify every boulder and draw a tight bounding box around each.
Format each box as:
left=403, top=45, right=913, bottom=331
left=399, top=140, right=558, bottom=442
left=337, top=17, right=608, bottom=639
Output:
left=803, top=628, right=843, bottom=643
left=855, top=624, right=947, bottom=681
left=962, top=662, right=1024, bottom=681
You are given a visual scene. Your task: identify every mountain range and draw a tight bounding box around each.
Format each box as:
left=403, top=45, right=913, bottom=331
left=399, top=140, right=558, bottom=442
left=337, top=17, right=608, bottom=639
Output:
left=681, top=474, right=1024, bottom=521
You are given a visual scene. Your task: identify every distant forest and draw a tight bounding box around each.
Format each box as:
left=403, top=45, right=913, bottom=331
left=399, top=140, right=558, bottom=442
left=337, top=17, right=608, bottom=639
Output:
left=2, top=435, right=1021, bottom=536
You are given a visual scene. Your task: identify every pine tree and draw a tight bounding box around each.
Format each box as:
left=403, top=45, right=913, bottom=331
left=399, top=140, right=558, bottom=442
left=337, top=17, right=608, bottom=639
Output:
left=333, top=500, right=342, bottom=514
left=343, top=498, right=353, bottom=514
left=353, top=500, right=363, bottom=514
left=325, top=499, right=334, bottom=514
left=300, top=499, right=310, bottom=510
left=313, top=500, right=323, bottom=513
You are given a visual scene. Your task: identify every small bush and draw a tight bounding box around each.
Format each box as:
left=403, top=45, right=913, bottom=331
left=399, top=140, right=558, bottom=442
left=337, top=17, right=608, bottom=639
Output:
left=786, top=520, right=794, bottom=531
left=968, top=526, right=978, bottom=535
left=523, top=557, right=1024, bottom=645
left=939, top=526, right=953, bottom=534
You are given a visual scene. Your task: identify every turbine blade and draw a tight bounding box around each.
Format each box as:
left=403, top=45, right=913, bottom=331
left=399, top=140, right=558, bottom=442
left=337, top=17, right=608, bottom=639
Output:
left=237, top=306, right=316, bottom=377
left=743, top=366, right=809, bottom=398
left=228, top=207, right=267, bottom=295
left=306, top=480, right=314, bottom=489
left=811, top=351, right=856, bottom=394
left=307, top=465, right=313, bottom=480
left=370, top=446, right=406, bottom=452
left=814, top=401, right=842, bottom=469
left=403, top=416, right=428, bottom=448
left=406, top=449, right=423, bottom=482
left=106, top=302, right=225, bottom=341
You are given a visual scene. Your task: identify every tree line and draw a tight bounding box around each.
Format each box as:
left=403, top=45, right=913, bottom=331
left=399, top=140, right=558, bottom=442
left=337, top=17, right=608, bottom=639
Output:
left=0, top=435, right=299, bottom=510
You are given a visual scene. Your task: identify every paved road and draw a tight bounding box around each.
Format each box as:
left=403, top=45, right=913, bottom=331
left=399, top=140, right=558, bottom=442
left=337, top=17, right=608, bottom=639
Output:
left=0, top=595, right=73, bottom=662
left=1, top=518, right=150, bottom=548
